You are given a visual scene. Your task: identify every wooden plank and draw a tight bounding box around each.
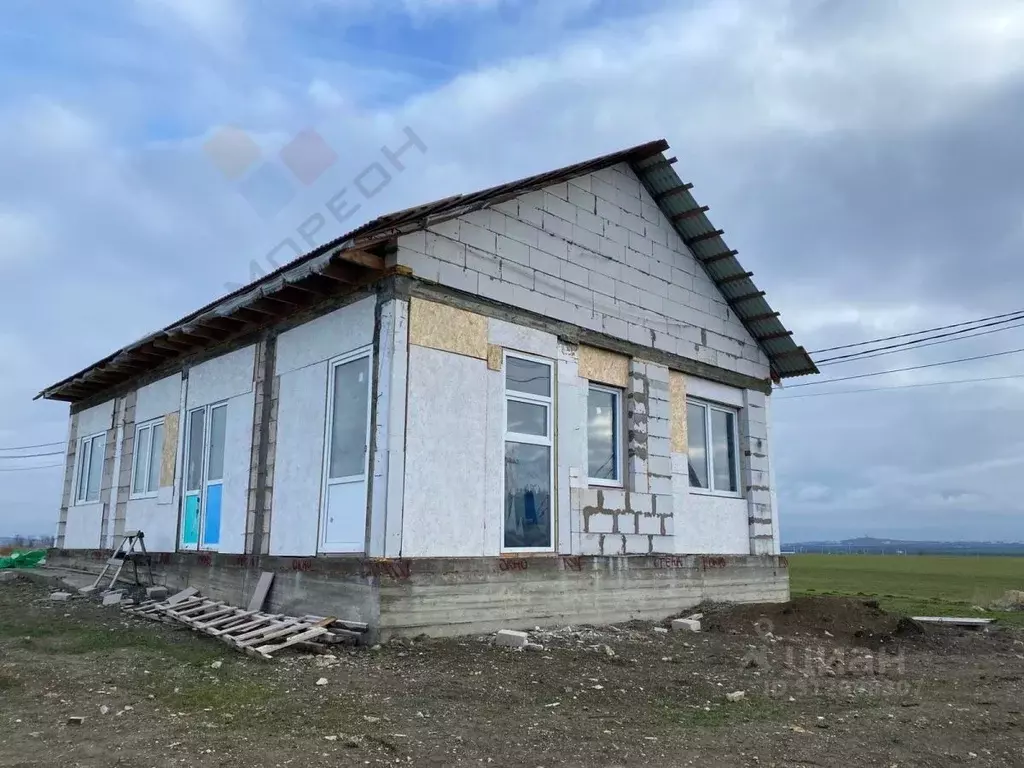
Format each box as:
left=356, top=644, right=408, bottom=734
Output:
left=211, top=615, right=278, bottom=638
left=247, top=572, right=275, bottom=612
left=233, top=622, right=309, bottom=648
left=167, top=587, right=200, bottom=605
left=231, top=619, right=303, bottom=644
left=199, top=610, right=259, bottom=632
left=251, top=627, right=329, bottom=659
left=189, top=607, right=244, bottom=628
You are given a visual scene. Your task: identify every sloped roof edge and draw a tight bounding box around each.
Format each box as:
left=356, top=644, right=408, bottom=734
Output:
left=38, top=139, right=814, bottom=402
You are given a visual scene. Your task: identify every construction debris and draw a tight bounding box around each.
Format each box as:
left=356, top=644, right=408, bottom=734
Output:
left=495, top=629, right=529, bottom=648
left=101, top=592, right=123, bottom=607
left=50, top=592, right=72, bottom=602
left=671, top=617, right=701, bottom=632
left=123, top=591, right=368, bottom=660
left=246, top=572, right=275, bottom=612
left=911, top=616, right=994, bottom=629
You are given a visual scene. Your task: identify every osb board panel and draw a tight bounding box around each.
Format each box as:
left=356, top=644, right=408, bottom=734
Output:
left=160, top=411, right=179, bottom=487
left=486, top=344, right=502, bottom=371
left=578, top=345, right=629, bottom=387
left=408, top=298, right=487, bottom=360
left=670, top=371, right=686, bottom=453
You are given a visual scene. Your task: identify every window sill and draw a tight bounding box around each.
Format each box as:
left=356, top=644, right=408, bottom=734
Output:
left=588, top=478, right=623, bottom=489
left=73, top=499, right=102, bottom=507
left=688, top=487, right=743, bottom=500
left=129, top=492, right=159, bottom=502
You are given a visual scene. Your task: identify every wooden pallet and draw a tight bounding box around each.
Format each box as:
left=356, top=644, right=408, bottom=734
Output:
left=124, top=591, right=368, bottom=659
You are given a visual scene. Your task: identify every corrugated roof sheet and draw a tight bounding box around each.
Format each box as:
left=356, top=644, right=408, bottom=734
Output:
left=38, top=138, right=814, bottom=402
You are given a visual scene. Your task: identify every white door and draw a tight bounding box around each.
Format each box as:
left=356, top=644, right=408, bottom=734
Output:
left=320, top=350, right=372, bottom=553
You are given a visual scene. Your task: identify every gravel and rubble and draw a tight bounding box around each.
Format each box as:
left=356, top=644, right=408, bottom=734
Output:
left=2, top=576, right=1023, bottom=766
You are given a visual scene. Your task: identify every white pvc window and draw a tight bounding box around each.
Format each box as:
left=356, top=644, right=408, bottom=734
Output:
left=75, top=432, right=105, bottom=504
left=687, top=399, right=740, bottom=495
left=503, top=353, right=554, bottom=551
left=131, top=418, right=165, bottom=498
left=587, top=384, right=622, bottom=486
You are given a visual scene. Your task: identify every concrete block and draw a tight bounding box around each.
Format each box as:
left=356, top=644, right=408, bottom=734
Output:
left=102, top=592, right=123, bottom=606
left=622, top=534, right=651, bottom=554
left=649, top=455, right=672, bottom=477
left=629, top=492, right=652, bottom=514
left=542, top=211, right=574, bottom=241
left=50, top=592, right=72, bottom=601
left=650, top=535, right=674, bottom=553
left=146, top=586, right=168, bottom=600
left=571, top=225, right=601, bottom=253
left=601, top=489, right=626, bottom=511
left=616, top=513, right=636, bottom=534
left=504, top=217, right=539, bottom=247
left=650, top=475, right=673, bottom=496
left=633, top=473, right=649, bottom=494
left=495, top=629, right=529, bottom=648
left=543, top=191, right=577, bottom=222
left=589, top=271, right=615, bottom=298
left=638, top=514, right=662, bottom=535
left=0, top=571, right=15, bottom=583
left=672, top=618, right=701, bottom=632
left=78, top=585, right=97, bottom=594
left=459, top=221, right=497, bottom=254
left=587, top=513, right=614, bottom=534
left=427, top=232, right=467, bottom=266
left=437, top=261, right=479, bottom=294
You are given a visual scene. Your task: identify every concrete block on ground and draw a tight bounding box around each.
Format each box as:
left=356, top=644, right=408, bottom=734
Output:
left=145, top=586, right=169, bottom=601
left=0, top=571, right=15, bottom=583
left=671, top=618, right=701, bottom=632
left=102, top=592, right=123, bottom=606
left=50, top=591, right=72, bottom=601
left=77, top=585, right=97, bottom=594
left=495, top=629, right=529, bottom=648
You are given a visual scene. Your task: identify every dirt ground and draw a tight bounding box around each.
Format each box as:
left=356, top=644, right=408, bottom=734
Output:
left=1, top=577, right=1023, bottom=767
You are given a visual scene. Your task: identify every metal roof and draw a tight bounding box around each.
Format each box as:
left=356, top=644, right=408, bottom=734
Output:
left=38, top=138, right=815, bottom=403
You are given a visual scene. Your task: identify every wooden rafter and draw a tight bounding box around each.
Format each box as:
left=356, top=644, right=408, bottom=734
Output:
left=683, top=229, right=724, bottom=247
left=672, top=205, right=709, bottom=222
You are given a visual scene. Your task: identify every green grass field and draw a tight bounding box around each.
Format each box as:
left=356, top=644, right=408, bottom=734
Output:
left=788, top=554, right=1024, bottom=627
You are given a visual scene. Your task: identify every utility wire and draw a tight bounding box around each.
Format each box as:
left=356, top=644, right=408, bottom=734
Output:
left=817, top=320, right=1024, bottom=367
left=0, top=462, right=64, bottom=472
left=0, top=440, right=65, bottom=452
left=776, top=374, right=1024, bottom=400
left=816, top=314, right=1024, bottom=365
left=785, top=346, right=1024, bottom=389
left=809, top=308, right=1024, bottom=354
left=0, top=449, right=65, bottom=460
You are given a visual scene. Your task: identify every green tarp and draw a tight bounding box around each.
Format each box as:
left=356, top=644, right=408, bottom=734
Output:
left=0, top=549, right=46, bottom=569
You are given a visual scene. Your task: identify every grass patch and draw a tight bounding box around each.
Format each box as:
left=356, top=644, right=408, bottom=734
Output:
left=789, top=555, right=1024, bottom=627
left=0, top=672, right=21, bottom=692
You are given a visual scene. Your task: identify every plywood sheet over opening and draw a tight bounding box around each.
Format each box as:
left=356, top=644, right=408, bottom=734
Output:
left=578, top=345, right=629, bottom=388
left=408, top=298, right=487, bottom=360
left=670, top=371, right=687, bottom=453
left=160, top=411, right=180, bottom=488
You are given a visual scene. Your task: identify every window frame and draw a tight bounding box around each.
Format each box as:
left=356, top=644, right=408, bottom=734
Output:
left=502, top=351, right=555, bottom=554
left=586, top=383, right=623, bottom=488
left=686, top=397, right=742, bottom=498
left=75, top=431, right=106, bottom=505
left=130, top=417, right=165, bottom=500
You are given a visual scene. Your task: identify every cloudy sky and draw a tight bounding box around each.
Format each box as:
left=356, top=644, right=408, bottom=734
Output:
left=1, top=0, right=1023, bottom=543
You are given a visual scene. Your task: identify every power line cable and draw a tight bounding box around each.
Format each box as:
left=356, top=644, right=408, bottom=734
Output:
left=0, top=462, right=64, bottom=472
left=776, top=374, right=1024, bottom=400
left=817, top=319, right=1024, bottom=367
left=0, top=440, right=65, bottom=452
left=0, top=449, right=65, bottom=460
left=809, top=308, right=1024, bottom=354
left=786, top=346, right=1024, bottom=388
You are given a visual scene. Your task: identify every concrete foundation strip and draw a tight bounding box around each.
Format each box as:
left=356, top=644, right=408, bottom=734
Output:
left=121, top=590, right=367, bottom=659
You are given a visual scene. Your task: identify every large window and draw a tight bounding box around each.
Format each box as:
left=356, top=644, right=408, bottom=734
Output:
left=587, top=384, right=622, bottom=486
left=687, top=399, right=740, bottom=495
left=131, top=419, right=165, bottom=497
left=75, top=432, right=105, bottom=504
left=504, top=354, right=554, bottom=551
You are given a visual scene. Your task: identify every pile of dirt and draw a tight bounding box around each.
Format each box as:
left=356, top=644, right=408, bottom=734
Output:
left=698, top=596, right=915, bottom=649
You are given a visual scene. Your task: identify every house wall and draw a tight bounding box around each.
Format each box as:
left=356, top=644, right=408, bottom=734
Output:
left=396, top=162, right=769, bottom=381
left=123, top=373, right=182, bottom=552
left=184, top=345, right=256, bottom=554
left=62, top=398, right=116, bottom=550
left=269, top=296, right=376, bottom=556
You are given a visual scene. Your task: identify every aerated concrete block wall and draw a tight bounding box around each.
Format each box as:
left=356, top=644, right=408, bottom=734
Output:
left=396, top=163, right=769, bottom=380
left=578, top=358, right=675, bottom=555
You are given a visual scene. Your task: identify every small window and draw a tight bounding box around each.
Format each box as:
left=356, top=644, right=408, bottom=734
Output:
left=75, top=432, right=105, bottom=504
left=131, top=419, right=165, bottom=497
left=687, top=399, right=740, bottom=495
left=587, top=384, right=622, bottom=486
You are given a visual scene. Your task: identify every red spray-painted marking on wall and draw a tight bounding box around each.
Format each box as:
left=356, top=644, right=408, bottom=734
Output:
left=197, top=554, right=213, bottom=567
left=562, top=556, right=583, bottom=572
left=701, top=556, right=727, bottom=570
left=233, top=555, right=256, bottom=568
left=653, top=556, right=685, bottom=569
left=498, top=559, right=528, bottom=572
left=155, top=553, right=173, bottom=565
left=363, top=559, right=411, bottom=580
left=290, top=558, right=314, bottom=572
